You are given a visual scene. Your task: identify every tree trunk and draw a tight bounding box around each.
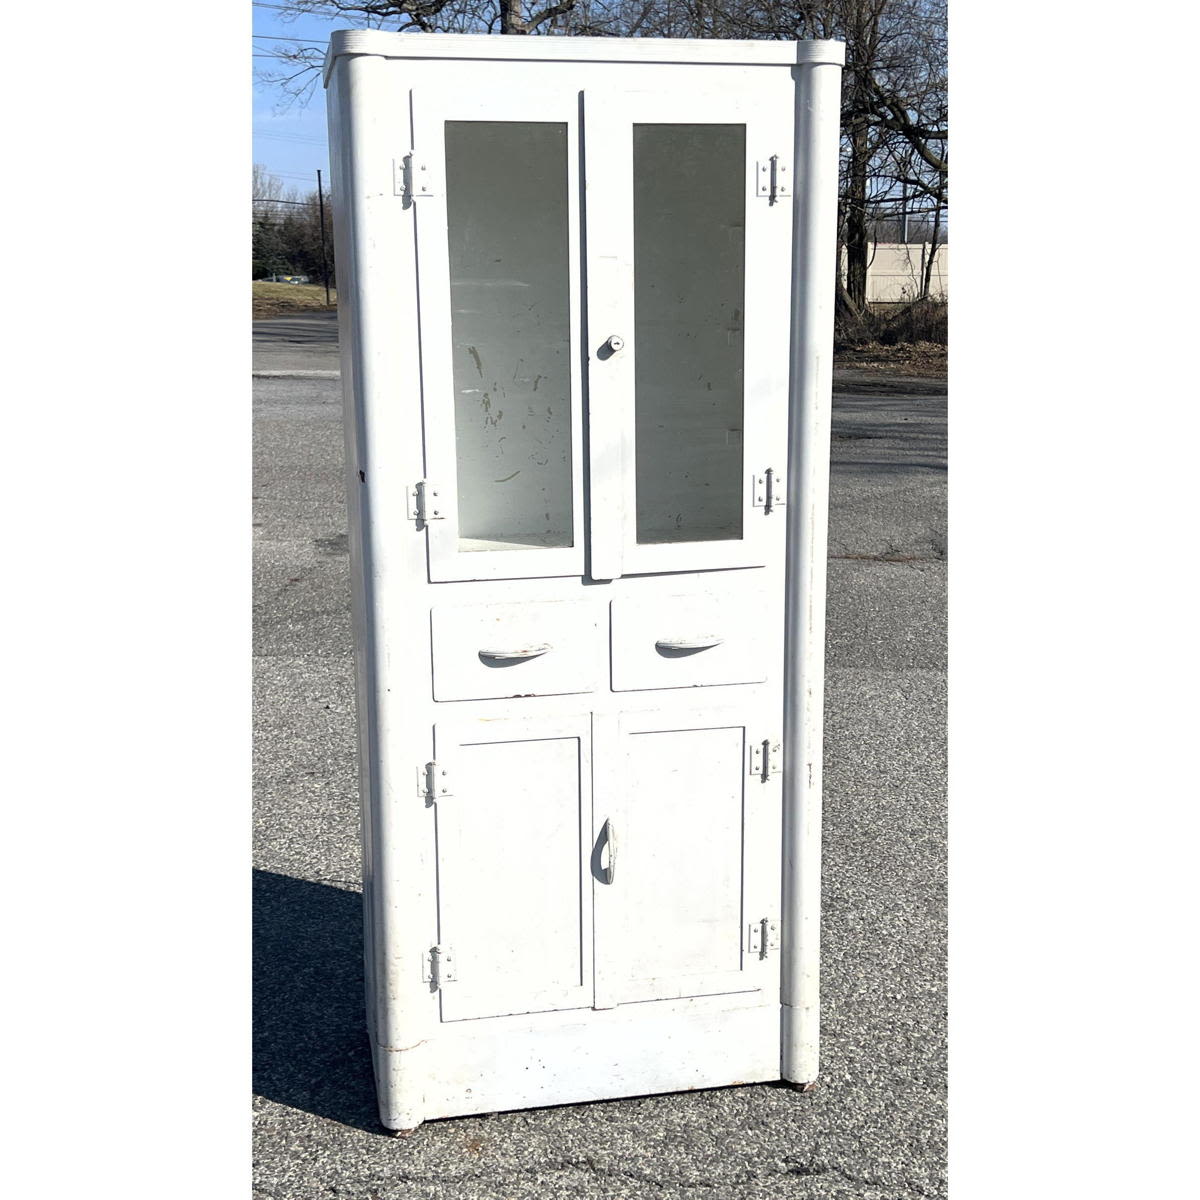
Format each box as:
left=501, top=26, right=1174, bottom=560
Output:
left=499, top=0, right=527, bottom=32
left=921, top=196, right=943, bottom=300
left=844, top=119, right=869, bottom=312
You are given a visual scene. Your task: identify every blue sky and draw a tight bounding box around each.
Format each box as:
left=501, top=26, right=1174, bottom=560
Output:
left=252, top=3, right=352, bottom=195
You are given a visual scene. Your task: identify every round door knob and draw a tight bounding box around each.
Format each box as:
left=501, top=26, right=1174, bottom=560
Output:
left=605, top=334, right=625, bottom=353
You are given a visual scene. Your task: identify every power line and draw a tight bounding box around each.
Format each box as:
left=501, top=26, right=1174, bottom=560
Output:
left=255, top=131, right=328, bottom=145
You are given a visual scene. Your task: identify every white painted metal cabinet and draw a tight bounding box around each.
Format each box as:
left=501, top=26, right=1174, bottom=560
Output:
left=324, top=29, right=844, bottom=1130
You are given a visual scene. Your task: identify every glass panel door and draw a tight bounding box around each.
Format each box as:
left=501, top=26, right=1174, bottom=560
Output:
left=585, top=93, right=794, bottom=579
left=414, top=92, right=584, bottom=581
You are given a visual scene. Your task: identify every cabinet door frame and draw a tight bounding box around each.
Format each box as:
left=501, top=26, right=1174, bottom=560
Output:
left=592, top=704, right=781, bottom=1009
left=432, top=712, right=595, bottom=1021
left=584, top=90, right=795, bottom=580
left=412, top=87, right=586, bottom=582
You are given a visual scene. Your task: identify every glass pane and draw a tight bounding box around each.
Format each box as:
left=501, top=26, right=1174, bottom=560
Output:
left=445, top=121, right=573, bottom=551
left=633, top=123, right=746, bottom=545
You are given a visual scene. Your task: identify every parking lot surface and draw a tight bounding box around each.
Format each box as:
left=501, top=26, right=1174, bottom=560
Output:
left=253, top=316, right=946, bottom=1198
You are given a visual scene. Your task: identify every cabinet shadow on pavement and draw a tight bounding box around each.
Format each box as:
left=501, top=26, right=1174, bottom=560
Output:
left=253, top=869, right=384, bottom=1133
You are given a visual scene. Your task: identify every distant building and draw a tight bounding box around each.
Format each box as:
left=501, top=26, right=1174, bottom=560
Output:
left=840, top=243, right=948, bottom=303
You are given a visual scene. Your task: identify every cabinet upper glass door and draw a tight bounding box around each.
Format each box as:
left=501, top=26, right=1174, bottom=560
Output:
left=585, top=93, right=794, bottom=579
left=414, top=92, right=584, bottom=581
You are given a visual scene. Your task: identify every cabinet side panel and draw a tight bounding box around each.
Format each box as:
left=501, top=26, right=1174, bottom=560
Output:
left=326, top=59, right=380, bottom=1050
left=781, top=58, right=843, bottom=1084
left=328, top=53, right=440, bottom=1130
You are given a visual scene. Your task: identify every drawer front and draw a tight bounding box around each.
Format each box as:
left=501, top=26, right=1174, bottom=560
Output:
left=432, top=600, right=606, bottom=700
left=610, top=577, right=768, bottom=691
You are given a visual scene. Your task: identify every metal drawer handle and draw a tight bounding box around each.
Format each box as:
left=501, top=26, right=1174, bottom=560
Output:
left=602, top=817, right=617, bottom=884
left=654, top=635, right=724, bottom=652
left=478, top=644, right=552, bottom=662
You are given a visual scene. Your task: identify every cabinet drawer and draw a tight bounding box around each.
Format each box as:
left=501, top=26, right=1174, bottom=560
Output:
left=610, top=577, right=768, bottom=691
left=432, top=600, right=606, bottom=700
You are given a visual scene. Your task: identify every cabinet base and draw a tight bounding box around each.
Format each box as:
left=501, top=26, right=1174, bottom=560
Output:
left=374, top=999, right=781, bottom=1129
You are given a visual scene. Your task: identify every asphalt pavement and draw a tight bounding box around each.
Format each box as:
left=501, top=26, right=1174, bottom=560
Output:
left=252, top=311, right=947, bottom=1199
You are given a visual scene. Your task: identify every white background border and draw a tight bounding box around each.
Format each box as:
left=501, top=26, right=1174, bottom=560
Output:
left=3, top=2, right=1197, bottom=1197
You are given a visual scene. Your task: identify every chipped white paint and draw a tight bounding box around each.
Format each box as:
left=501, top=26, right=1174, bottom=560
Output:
left=325, top=30, right=843, bottom=1130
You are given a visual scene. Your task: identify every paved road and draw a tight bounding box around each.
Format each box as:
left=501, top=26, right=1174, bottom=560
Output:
left=253, top=317, right=946, bottom=1199
left=253, top=311, right=341, bottom=375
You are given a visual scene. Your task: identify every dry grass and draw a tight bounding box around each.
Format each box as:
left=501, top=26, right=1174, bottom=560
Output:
left=834, top=340, right=947, bottom=377
left=834, top=297, right=947, bottom=377
left=253, top=281, right=337, bottom=319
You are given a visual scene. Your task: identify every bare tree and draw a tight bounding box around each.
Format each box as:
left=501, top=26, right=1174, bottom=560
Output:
left=638, top=1, right=946, bottom=313
left=258, top=0, right=946, bottom=313
left=252, top=163, right=291, bottom=204
left=258, top=1, right=591, bottom=105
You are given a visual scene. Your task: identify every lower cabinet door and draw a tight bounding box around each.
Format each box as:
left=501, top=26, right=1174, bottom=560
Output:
left=592, top=707, right=780, bottom=1008
left=432, top=714, right=595, bottom=1021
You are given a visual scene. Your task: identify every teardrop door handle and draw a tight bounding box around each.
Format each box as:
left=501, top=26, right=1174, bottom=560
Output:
left=601, top=818, right=617, bottom=884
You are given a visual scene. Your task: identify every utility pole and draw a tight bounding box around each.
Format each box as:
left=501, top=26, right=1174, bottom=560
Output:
left=317, top=168, right=331, bottom=306
left=901, top=181, right=908, bottom=245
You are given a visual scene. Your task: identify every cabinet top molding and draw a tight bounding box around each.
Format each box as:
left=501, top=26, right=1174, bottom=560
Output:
left=323, top=30, right=846, bottom=84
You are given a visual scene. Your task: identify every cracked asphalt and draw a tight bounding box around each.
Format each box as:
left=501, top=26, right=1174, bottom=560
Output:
left=253, top=313, right=947, bottom=1198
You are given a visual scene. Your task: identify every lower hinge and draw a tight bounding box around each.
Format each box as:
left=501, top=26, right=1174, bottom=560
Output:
left=748, top=918, right=780, bottom=959
left=423, top=944, right=456, bottom=988
left=752, top=468, right=786, bottom=514
left=419, top=761, right=452, bottom=802
left=750, top=738, right=782, bottom=781
left=407, top=480, right=445, bottom=523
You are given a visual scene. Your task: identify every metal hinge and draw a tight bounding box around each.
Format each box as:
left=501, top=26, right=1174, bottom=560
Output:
left=750, top=738, right=782, bottom=781
left=423, top=944, right=456, bottom=987
left=407, top=480, right=445, bottom=523
left=419, top=761, right=452, bottom=802
left=752, top=468, right=786, bottom=514
left=748, top=918, right=780, bottom=959
left=756, top=155, right=791, bottom=204
left=396, top=152, right=435, bottom=201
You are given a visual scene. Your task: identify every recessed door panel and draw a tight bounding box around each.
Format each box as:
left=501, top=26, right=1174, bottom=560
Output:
left=434, top=715, right=593, bottom=1021
left=593, top=708, right=780, bottom=1008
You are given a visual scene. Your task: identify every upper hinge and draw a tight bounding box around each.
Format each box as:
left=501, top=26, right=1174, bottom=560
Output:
left=748, top=918, right=780, bottom=959
left=756, top=155, right=791, bottom=204
left=752, top=468, right=786, bottom=514
left=423, top=944, right=456, bottom=988
left=750, top=738, right=782, bottom=781
left=419, top=760, right=452, bottom=802
left=396, top=152, right=435, bottom=201
left=407, top=480, right=445, bottom=523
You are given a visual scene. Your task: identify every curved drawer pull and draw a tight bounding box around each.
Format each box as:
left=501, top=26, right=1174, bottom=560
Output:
left=654, top=635, right=724, bottom=653
left=478, top=644, right=552, bottom=662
